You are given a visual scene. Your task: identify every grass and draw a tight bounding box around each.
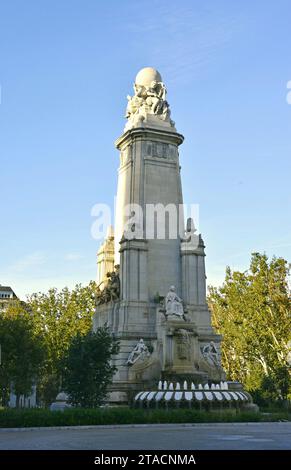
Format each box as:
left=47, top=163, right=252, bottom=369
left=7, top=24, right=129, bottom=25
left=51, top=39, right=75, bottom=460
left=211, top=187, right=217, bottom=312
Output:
left=0, top=407, right=290, bottom=428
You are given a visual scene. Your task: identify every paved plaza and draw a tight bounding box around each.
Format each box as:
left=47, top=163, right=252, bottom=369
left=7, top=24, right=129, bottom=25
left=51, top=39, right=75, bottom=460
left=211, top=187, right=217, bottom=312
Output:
left=0, top=422, right=290, bottom=450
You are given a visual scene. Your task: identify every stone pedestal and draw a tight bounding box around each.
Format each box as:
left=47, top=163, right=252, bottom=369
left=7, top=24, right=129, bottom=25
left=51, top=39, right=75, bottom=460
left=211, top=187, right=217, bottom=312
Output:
left=156, top=311, right=207, bottom=382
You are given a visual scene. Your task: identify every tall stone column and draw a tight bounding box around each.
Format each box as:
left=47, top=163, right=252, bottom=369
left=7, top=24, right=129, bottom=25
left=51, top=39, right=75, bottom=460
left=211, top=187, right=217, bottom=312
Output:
left=115, top=125, right=184, bottom=300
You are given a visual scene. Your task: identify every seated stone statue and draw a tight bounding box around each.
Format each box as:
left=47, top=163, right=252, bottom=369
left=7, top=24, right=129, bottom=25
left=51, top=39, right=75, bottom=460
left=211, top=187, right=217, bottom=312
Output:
left=165, top=286, right=184, bottom=318
left=126, top=339, right=150, bottom=365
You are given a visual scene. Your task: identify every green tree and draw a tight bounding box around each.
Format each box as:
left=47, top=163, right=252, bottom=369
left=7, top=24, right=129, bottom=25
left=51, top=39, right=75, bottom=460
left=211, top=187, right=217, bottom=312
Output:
left=208, top=253, right=291, bottom=400
left=27, top=282, right=97, bottom=405
left=0, top=302, right=46, bottom=407
left=62, top=327, right=119, bottom=408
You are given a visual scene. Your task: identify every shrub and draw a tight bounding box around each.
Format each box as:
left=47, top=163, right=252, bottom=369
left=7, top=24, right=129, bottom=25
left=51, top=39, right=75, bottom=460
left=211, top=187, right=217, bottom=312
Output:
left=0, top=407, right=289, bottom=428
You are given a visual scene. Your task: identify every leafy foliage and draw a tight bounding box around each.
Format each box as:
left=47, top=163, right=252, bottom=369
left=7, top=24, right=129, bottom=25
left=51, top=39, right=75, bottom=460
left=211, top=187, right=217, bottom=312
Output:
left=0, top=302, right=46, bottom=407
left=0, top=283, right=120, bottom=408
left=27, top=282, right=97, bottom=405
left=0, top=407, right=289, bottom=428
left=62, top=327, right=119, bottom=408
left=208, top=253, right=291, bottom=401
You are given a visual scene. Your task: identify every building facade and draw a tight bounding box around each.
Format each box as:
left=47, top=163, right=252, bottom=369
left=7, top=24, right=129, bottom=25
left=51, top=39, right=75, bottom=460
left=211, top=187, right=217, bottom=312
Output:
left=0, top=285, right=17, bottom=312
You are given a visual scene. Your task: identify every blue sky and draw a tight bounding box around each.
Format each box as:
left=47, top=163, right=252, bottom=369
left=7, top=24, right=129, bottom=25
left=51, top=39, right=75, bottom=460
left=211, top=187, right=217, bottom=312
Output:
left=0, top=0, right=290, bottom=299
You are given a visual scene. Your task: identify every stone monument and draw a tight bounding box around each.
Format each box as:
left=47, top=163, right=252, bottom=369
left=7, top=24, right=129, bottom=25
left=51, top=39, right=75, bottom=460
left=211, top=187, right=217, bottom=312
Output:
left=93, top=67, right=226, bottom=404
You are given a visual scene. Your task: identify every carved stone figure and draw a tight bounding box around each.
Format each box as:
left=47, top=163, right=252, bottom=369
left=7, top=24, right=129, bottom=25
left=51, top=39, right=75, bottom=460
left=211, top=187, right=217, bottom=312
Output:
left=125, top=86, right=144, bottom=118
left=201, top=341, right=219, bottom=366
left=165, top=286, right=184, bottom=319
left=96, top=267, right=120, bottom=305
left=125, top=71, right=172, bottom=127
left=108, top=268, right=120, bottom=301
left=145, top=81, right=169, bottom=116
left=126, top=339, right=150, bottom=365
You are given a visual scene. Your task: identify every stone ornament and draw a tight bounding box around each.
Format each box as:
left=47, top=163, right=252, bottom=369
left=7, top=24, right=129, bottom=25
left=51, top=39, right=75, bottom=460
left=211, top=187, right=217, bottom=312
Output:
left=125, top=67, right=174, bottom=130
left=96, top=266, right=120, bottom=305
left=201, top=341, right=219, bottom=366
left=50, top=392, right=71, bottom=411
left=126, top=339, right=150, bottom=365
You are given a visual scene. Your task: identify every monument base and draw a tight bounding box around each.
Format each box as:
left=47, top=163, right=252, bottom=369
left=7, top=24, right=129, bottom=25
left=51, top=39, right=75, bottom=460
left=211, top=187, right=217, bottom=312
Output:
left=93, top=301, right=228, bottom=405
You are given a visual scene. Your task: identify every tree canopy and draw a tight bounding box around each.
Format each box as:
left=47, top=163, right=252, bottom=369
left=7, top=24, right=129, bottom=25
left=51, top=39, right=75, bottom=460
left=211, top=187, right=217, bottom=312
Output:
left=27, top=281, right=97, bottom=405
left=1, top=282, right=97, bottom=406
left=0, top=302, right=46, bottom=407
left=62, top=327, right=119, bottom=408
left=208, top=253, right=291, bottom=402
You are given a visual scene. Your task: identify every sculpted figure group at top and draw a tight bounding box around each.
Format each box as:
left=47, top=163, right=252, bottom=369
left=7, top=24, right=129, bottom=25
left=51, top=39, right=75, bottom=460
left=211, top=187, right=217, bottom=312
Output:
left=125, top=80, right=172, bottom=124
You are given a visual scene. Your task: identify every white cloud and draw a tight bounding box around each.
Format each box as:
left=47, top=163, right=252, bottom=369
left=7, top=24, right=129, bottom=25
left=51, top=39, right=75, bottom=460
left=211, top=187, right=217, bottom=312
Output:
left=65, top=253, right=84, bottom=261
left=9, top=251, right=47, bottom=273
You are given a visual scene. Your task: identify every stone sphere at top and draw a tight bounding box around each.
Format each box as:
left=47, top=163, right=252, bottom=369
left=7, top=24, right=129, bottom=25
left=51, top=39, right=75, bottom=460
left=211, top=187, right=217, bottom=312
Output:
left=135, top=67, right=162, bottom=87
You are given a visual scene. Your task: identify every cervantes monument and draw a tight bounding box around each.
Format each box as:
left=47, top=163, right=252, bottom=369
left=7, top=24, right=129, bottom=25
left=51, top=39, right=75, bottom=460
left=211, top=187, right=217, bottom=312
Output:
left=93, top=67, right=236, bottom=405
